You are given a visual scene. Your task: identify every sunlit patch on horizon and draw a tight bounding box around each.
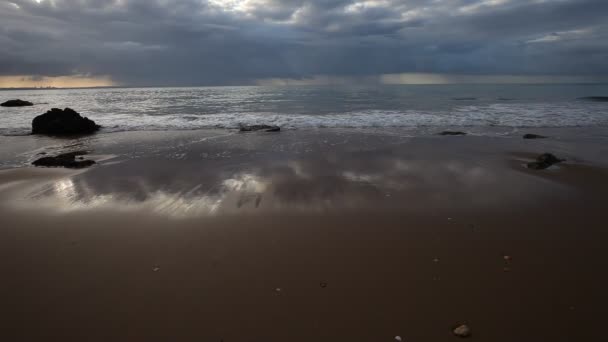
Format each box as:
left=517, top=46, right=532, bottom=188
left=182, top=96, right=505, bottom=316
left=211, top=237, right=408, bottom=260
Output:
left=381, top=73, right=450, bottom=85
left=255, top=72, right=608, bottom=86
left=381, top=73, right=608, bottom=84
left=255, top=75, right=381, bottom=86
left=0, top=75, right=115, bottom=89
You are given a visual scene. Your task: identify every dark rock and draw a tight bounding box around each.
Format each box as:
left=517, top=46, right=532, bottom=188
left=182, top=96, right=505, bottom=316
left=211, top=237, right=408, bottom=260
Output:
left=239, top=124, right=280, bottom=132
left=32, top=151, right=95, bottom=169
left=32, top=108, right=100, bottom=135
left=439, top=131, right=467, bottom=136
left=523, top=134, right=547, bottom=139
left=578, top=96, right=608, bottom=102
left=527, top=153, right=564, bottom=170
left=1, top=99, right=34, bottom=107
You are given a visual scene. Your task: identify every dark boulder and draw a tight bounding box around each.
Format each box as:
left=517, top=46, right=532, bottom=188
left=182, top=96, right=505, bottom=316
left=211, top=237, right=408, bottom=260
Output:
left=32, top=108, right=100, bottom=135
left=1, top=99, right=33, bottom=107
left=527, top=153, right=564, bottom=170
left=32, top=151, right=95, bottom=169
left=578, top=96, right=608, bottom=102
left=239, top=124, right=280, bottom=132
left=523, top=134, right=547, bottom=139
left=439, top=131, right=467, bottom=136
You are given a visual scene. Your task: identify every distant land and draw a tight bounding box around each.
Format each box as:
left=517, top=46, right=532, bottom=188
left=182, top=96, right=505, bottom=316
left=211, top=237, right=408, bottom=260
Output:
left=0, top=86, right=123, bottom=91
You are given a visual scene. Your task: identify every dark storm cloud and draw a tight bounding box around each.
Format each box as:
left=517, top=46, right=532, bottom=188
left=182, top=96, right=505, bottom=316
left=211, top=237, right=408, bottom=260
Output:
left=1, top=0, right=607, bottom=85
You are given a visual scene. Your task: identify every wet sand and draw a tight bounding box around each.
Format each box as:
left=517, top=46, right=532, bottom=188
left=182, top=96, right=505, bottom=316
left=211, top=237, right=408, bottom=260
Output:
left=1, top=129, right=607, bottom=341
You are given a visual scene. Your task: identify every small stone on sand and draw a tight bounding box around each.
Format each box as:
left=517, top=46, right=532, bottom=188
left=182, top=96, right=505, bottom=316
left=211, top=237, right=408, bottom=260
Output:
left=453, top=324, right=471, bottom=338
left=395, top=336, right=402, bottom=341
left=152, top=266, right=160, bottom=272
left=320, top=282, right=328, bottom=288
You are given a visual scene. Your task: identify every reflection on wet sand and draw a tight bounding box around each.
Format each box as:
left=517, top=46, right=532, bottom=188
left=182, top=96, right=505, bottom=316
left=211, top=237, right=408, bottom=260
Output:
left=2, top=130, right=608, bottom=342
left=2, top=149, right=577, bottom=217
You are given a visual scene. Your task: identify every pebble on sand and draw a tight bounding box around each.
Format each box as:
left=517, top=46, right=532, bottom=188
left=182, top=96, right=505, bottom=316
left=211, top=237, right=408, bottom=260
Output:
left=394, top=336, right=402, bottom=341
left=453, top=324, right=471, bottom=338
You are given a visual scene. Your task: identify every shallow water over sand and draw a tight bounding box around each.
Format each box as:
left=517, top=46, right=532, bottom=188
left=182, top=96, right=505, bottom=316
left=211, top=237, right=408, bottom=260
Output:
left=2, top=129, right=607, bottom=216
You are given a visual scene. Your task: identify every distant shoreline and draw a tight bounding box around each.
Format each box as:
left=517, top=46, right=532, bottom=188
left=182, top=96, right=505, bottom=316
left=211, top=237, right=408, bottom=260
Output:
left=2, top=83, right=608, bottom=91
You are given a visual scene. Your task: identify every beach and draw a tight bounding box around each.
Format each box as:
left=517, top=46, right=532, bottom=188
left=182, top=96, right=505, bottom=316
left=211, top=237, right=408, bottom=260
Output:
left=1, top=127, right=607, bottom=341
left=4, top=0, right=608, bottom=338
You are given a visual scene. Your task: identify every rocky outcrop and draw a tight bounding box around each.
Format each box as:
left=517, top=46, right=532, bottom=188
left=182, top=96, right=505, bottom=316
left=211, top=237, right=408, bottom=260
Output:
left=523, top=134, right=547, bottom=139
left=439, top=131, right=467, bottom=136
left=32, top=108, right=100, bottom=135
left=239, top=124, right=280, bottom=132
left=527, top=153, right=564, bottom=170
left=32, top=151, right=95, bottom=169
left=1, top=99, right=33, bottom=107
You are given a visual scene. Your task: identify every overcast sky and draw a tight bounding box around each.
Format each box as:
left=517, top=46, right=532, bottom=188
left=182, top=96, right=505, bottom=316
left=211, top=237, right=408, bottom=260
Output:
left=1, top=0, right=608, bottom=86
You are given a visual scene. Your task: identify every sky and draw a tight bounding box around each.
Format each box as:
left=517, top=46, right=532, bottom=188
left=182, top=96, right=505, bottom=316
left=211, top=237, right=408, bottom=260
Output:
left=1, top=0, right=608, bottom=87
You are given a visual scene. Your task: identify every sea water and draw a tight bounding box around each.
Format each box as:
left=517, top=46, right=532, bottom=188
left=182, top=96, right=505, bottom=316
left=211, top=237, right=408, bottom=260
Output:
left=1, top=84, right=608, bottom=136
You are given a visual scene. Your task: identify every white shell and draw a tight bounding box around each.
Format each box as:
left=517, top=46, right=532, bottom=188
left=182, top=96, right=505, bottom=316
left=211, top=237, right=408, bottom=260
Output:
left=453, top=324, right=471, bottom=337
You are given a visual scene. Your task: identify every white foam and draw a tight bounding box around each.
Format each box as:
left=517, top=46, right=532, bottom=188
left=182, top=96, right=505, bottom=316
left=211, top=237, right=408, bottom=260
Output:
left=96, top=102, right=608, bottom=132
left=2, top=102, right=608, bottom=136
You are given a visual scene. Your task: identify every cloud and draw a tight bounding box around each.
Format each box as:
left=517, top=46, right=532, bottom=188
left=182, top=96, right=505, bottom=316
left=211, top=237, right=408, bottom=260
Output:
left=526, top=28, right=592, bottom=44
left=0, top=0, right=607, bottom=86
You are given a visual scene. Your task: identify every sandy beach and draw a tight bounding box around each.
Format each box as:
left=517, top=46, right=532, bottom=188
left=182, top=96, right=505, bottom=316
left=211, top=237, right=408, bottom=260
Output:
left=4, top=0, right=608, bottom=339
left=1, top=128, right=608, bottom=341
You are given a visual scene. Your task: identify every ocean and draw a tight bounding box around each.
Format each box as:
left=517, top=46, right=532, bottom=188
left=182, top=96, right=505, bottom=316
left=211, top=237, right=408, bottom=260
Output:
left=1, top=84, right=608, bottom=136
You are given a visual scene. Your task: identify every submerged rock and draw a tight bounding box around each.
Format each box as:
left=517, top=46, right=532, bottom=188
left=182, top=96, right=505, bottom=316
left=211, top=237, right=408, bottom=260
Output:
left=578, top=96, right=608, bottom=102
left=32, top=108, right=100, bottom=135
left=32, top=151, right=95, bottom=169
left=523, top=134, right=547, bottom=139
left=1, top=99, right=34, bottom=107
left=439, top=131, right=467, bottom=136
left=453, top=324, right=471, bottom=338
left=239, top=124, right=280, bottom=132
left=527, top=153, right=564, bottom=170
